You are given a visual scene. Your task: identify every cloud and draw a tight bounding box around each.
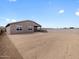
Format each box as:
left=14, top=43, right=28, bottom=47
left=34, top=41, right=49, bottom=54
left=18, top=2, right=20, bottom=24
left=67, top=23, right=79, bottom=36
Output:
left=9, top=0, right=16, bottom=2
left=58, top=9, right=64, bottom=14
left=11, top=19, right=16, bottom=22
left=6, top=18, right=10, bottom=21
left=5, top=18, right=16, bottom=22
left=75, top=11, right=79, bottom=16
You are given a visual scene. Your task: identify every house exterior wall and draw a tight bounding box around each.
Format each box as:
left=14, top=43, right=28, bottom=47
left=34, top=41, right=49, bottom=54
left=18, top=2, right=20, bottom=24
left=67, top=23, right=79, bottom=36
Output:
left=7, top=21, right=40, bottom=34
left=6, top=26, right=11, bottom=34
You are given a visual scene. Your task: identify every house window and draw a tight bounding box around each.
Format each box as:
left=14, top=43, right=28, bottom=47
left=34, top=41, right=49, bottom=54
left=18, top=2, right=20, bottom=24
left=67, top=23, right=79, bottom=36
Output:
left=28, top=28, right=32, bottom=30
left=16, top=25, right=22, bottom=31
left=28, top=26, right=32, bottom=30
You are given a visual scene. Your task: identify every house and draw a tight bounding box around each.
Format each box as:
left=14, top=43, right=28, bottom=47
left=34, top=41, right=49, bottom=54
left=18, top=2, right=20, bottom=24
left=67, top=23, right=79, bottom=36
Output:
left=6, top=20, right=41, bottom=34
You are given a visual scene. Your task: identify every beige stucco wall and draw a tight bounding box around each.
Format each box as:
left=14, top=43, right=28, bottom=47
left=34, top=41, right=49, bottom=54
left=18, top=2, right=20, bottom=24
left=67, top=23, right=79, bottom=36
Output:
left=8, top=21, right=39, bottom=34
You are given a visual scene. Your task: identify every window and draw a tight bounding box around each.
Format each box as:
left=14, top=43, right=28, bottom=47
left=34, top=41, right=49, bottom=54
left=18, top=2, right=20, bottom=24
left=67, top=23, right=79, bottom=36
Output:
left=28, top=26, right=32, bottom=30
left=28, top=28, right=32, bottom=30
left=16, top=25, right=22, bottom=31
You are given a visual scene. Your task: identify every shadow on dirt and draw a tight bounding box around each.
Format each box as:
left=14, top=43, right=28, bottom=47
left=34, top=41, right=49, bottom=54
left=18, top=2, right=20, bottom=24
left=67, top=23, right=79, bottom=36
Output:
left=0, top=33, right=23, bottom=59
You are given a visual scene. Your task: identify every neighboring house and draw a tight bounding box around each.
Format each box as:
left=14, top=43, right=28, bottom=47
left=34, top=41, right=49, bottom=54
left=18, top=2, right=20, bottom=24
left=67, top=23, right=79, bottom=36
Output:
left=6, top=20, right=41, bottom=34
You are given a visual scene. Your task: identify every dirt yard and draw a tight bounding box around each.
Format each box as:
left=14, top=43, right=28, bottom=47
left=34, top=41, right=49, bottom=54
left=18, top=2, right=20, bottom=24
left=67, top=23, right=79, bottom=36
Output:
left=6, top=29, right=79, bottom=59
left=1, top=29, right=79, bottom=59
left=0, top=33, right=23, bottom=59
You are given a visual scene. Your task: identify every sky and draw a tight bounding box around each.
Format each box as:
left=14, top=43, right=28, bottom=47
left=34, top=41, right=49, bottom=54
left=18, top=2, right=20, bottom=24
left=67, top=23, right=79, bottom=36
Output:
left=0, top=0, right=79, bottom=28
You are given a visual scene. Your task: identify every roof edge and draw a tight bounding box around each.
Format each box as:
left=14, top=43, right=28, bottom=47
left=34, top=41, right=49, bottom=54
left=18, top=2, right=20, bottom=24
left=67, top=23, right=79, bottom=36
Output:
left=6, top=20, right=41, bottom=27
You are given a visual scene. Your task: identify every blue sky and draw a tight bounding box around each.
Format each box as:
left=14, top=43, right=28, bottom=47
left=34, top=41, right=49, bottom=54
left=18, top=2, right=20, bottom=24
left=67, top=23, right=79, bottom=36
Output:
left=0, top=0, right=79, bottom=28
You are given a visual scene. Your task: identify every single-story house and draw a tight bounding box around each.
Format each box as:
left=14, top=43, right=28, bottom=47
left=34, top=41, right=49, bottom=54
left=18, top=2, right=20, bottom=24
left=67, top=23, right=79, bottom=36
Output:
left=6, top=20, right=41, bottom=34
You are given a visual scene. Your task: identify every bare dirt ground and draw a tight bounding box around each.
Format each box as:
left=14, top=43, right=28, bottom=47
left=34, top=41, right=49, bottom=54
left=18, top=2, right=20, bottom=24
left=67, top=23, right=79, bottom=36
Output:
left=7, top=29, right=79, bottom=59
left=0, top=33, right=23, bottom=59
left=1, top=29, right=79, bottom=59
